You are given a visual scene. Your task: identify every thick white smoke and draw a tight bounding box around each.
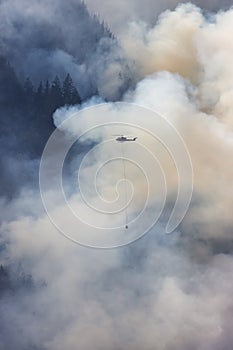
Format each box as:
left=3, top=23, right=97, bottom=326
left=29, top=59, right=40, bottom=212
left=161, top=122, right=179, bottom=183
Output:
left=53, top=4, right=233, bottom=240
left=122, top=4, right=233, bottom=241
left=1, top=3, right=233, bottom=350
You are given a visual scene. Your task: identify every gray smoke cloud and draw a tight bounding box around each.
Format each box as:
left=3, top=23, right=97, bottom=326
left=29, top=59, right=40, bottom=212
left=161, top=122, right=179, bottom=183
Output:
left=1, top=2, right=233, bottom=350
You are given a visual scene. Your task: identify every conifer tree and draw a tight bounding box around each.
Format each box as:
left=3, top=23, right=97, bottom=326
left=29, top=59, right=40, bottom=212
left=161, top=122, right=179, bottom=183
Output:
left=62, top=73, right=81, bottom=105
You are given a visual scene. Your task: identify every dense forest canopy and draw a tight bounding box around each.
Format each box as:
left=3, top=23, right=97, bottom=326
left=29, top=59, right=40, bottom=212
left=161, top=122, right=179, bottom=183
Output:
left=0, top=56, right=82, bottom=156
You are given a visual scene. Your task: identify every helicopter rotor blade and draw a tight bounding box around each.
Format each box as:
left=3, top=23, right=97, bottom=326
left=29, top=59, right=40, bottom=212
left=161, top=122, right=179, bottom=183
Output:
left=112, top=135, right=137, bottom=137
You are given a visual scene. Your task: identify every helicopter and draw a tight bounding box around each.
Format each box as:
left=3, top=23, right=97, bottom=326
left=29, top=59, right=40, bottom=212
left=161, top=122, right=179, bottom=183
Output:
left=114, top=135, right=138, bottom=142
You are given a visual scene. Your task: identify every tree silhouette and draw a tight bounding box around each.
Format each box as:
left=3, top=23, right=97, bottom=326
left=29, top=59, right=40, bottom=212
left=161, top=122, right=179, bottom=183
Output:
left=50, top=75, right=63, bottom=113
left=63, top=73, right=81, bottom=105
left=35, top=81, right=44, bottom=112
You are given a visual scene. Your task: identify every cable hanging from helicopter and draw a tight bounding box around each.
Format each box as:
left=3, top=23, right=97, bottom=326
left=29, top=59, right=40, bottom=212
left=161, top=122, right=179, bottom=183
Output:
left=113, top=135, right=138, bottom=229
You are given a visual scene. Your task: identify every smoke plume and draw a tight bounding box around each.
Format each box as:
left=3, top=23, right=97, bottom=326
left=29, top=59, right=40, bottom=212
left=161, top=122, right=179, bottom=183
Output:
left=1, top=2, right=233, bottom=350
